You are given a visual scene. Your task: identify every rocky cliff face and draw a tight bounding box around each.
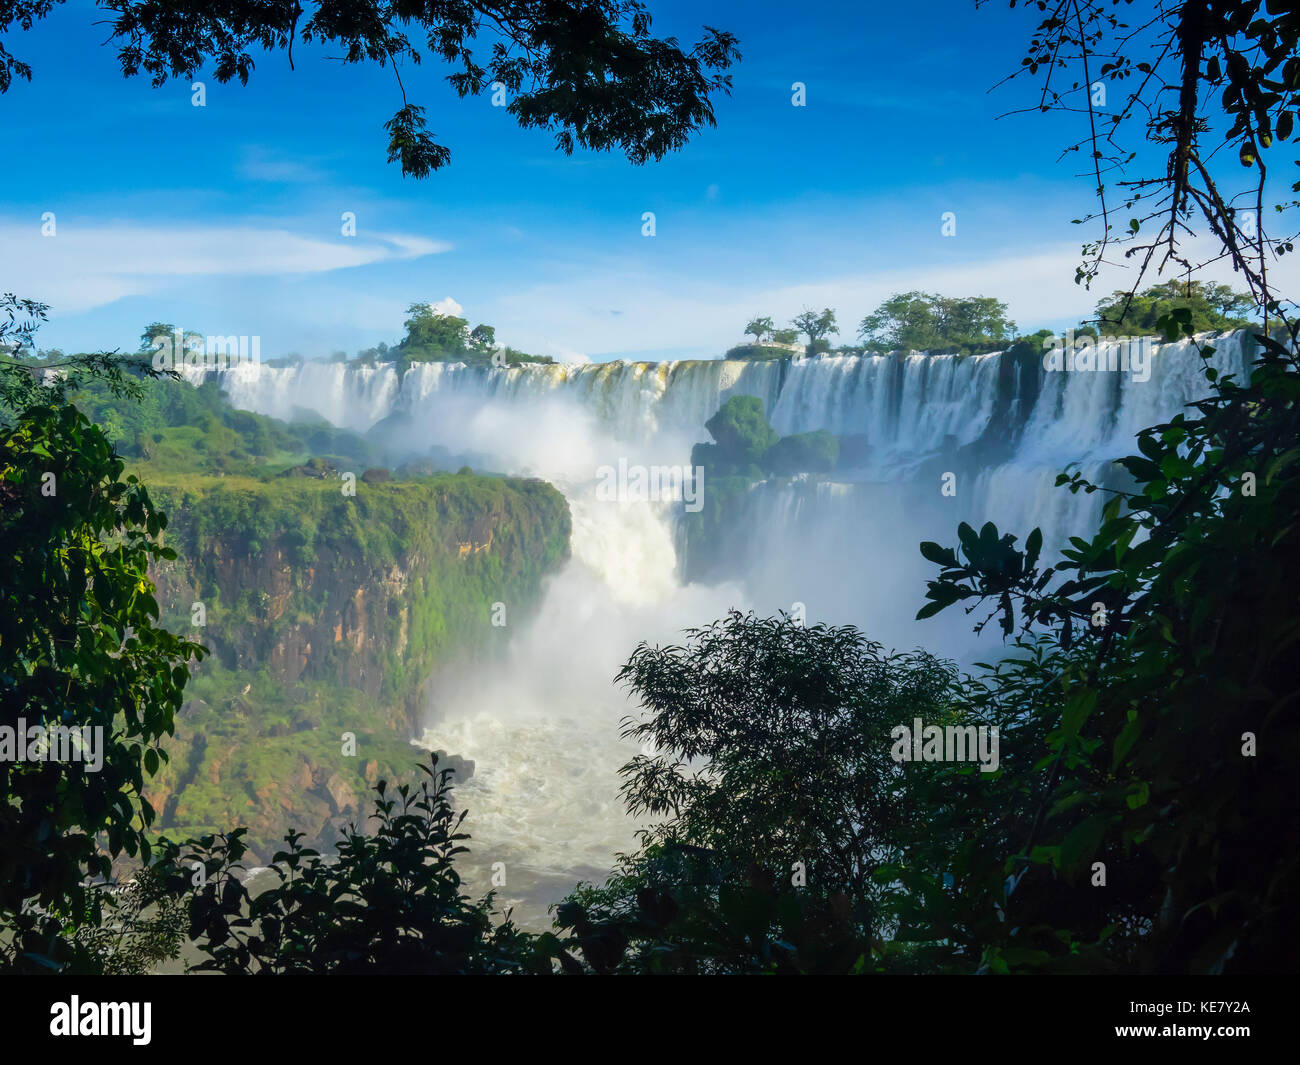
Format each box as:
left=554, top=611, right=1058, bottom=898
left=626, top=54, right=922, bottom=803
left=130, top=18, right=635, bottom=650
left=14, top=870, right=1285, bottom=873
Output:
left=142, top=472, right=570, bottom=859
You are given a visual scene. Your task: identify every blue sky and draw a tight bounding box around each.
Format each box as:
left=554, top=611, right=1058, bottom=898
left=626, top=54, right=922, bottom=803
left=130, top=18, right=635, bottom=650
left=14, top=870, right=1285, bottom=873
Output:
left=1, top=0, right=1291, bottom=361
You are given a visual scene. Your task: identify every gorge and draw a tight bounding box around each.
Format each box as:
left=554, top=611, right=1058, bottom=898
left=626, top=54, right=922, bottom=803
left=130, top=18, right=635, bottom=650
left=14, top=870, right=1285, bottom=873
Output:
left=179, top=329, right=1256, bottom=924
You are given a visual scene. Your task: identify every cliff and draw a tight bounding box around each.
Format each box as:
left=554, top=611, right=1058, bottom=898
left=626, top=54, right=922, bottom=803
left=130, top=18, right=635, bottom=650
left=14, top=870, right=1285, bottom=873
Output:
left=142, top=470, right=570, bottom=859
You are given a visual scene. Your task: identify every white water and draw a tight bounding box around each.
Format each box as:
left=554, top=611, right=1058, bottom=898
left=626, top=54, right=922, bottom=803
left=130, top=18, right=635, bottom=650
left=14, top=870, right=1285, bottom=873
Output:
left=196, top=330, right=1255, bottom=924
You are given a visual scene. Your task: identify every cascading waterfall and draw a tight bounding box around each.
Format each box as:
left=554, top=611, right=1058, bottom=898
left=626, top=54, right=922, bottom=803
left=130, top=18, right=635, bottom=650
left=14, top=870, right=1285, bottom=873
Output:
left=974, top=332, right=1252, bottom=548
left=195, top=329, right=1256, bottom=924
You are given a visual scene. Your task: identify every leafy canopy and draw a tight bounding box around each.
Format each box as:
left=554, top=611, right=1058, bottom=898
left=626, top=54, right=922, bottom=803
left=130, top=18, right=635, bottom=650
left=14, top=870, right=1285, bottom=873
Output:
left=792, top=306, right=838, bottom=355
left=554, top=611, right=972, bottom=973
left=858, top=292, right=1016, bottom=354
left=690, top=394, right=778, bottom=479
left=914, top=312, right=1300, bottom=972
left=154, top=755, right=558, bottom=974
left=0, top=1, right=740, bottom=178
left=1092, top=280, right=1256, bottom=336
left=1, top=303, right=206, bottom=973
left=690, top=396, right=839, bottom=479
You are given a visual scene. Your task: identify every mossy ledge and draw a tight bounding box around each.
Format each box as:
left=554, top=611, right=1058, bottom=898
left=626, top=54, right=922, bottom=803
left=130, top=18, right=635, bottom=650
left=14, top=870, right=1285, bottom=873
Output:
left=142, top=471, right=571, bottom=860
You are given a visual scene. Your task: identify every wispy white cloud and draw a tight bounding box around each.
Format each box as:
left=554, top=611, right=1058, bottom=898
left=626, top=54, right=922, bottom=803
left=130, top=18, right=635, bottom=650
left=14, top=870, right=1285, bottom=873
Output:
left=238, top=147, right=331, bottom=184
left=0, top=219, right=450, bottom=313
left=483, top=240, right=1300, bottom=360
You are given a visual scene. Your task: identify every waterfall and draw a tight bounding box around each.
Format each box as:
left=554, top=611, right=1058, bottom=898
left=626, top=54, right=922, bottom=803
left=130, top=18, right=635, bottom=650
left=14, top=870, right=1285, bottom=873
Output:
left=194, top=329, right=1255, bottom=923
left=206, top=330, right=1251, bottom=486
left=203, top=330, right=1254, bottom=601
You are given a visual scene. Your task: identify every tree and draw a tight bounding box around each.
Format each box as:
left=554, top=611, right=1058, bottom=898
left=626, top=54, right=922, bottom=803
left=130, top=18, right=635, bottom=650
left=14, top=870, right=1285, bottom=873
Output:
left=554, top=611, right=973, bottom=973
left=137, top=322, right=204, bottom=362
left=859, top=292, right=937, bottom=352
left=354, top=340, right=389, bottom=367
left=155, top=755, right=558, bottom=974
left=769, top=327, right=799, bottom=347
left=394, top=310, right=549, bottom=366
left=691, top=397, right=847, bottom=479
left=1001, top=0, right=1295, bottom=323
left=399, top=303, right=469, bottom=360
left=468, top=324, right=496, bottom=354
left=64, top=865, right=188, bottom=975
left=690, top=394, right=778, bottom=478
left=792, top=307, right=838, bottom=356
left=0, top=2, right=740, bottom=179
left=764, top=429, right=839, bottom=475
left=913, top=309, right=1300, bottom=973
left=1016, top=327, right=1056, bottom=351
left=934, top=295, right=1014, bottom=350
left=934, top=30, right=1300, bottom=986
left=858, top=292, right=1014, bottom=354
left=137, top=322, right=175, bottom=353
left=1092, top=280, right=1256, bottom=336
left=743, top=315, right=774, bottom=345
left=1, top=304, right=206, bottom=973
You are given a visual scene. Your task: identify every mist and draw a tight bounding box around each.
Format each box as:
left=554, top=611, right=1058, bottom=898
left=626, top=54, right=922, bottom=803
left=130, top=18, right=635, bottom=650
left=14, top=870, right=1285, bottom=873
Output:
left=192, top=332, right=1257, bottom=925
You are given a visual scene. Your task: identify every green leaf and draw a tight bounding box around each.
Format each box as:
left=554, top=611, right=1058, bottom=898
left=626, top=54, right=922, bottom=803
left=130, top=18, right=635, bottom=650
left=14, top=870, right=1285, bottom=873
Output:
left=1024, top=527, right=1043, bottom=570
left=919, top=541, right=957, bottom=567
left=1061, top=689, right=1098, bottom=741
left=1060, top=816, right=1107, bottom=876
left=1111, top=711, right=1142, bottom=773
